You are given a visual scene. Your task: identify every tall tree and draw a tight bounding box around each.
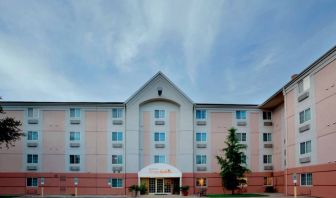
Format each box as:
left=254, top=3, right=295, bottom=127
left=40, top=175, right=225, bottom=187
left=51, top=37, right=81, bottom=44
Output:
left=0, top=98, right=24, bottom=148
left=216, top=127, right=250, bottom=194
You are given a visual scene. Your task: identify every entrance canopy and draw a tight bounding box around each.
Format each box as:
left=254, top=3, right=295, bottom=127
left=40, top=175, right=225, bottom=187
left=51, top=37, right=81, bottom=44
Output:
left=138, top=163, right=182, bottom=178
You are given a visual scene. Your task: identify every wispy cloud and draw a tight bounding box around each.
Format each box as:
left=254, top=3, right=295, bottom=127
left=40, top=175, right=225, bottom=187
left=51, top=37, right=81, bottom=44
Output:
left=0, top=0, right=336, bottom=103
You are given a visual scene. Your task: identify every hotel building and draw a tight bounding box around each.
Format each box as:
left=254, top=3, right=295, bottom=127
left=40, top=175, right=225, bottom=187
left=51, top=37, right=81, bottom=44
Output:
left=0, top=46, right=336, bottom=197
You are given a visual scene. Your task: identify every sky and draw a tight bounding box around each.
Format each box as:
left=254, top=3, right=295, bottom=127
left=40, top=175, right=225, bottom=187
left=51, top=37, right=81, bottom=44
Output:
left=0, top=0, right=336, bottom=104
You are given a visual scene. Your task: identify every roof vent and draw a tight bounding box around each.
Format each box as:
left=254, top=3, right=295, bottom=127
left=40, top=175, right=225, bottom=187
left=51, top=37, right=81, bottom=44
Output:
left=157, top=87, right=163, bottom=96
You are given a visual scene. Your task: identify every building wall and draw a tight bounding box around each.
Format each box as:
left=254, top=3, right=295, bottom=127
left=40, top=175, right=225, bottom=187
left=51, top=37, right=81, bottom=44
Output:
left=1, top=51, right=336, bottom=197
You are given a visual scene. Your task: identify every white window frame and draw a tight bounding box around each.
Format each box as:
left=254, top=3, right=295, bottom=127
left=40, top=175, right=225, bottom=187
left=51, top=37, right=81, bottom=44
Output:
left=26, top=178, right=38, bottom=187
left=196, top=132, right=207, bottom=142
left=69, top=155, right=80, bottom=164
left=27, top=131, right=38, bottom=141
left=27, top=154, right=38, bottom=164
left=263, top=155, right=272, bottom=164
left=154, top=155, right=166, bottom=163
left=27, top=108, right=39, bottom=118
left=112, top=108, right=123, bottom=118
left=299, top=108, right=311, bottom=124
left=300, top=140, right=312, bottom=155
left=196, top=155, right=207, bottom=165
left=237, top=132, right=247, bottom=142
left=195, top=178, right=208, bottom=187
left=112, top=132, right=123, bottom=141
left=111, top=178, right=123, bottom=188
left=196, top=109, right=206, bottom=120
left=236, top=110, right=247, bottom=120
left=154, top=132, right=166, bottom=142
left=70, top=132, right=80, bottom=141
left=300, top=173, right=312, bottom=186
left=298, top=76, right=310, bottom=94
left=70, top=108, right=80, bottom=118
left=112, top=155, right=123, bottom=164
left=154, top=109, right=165, bottom=119
left=263, top=133, right=272, bottom=142
left=263, top=111, right=272, bottom=120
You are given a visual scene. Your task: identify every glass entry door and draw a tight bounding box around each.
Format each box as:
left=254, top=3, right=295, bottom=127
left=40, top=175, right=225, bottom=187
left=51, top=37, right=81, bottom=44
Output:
left=148, top=178, right=172, bottom=194
left=156, top=179, right=164, bottom=193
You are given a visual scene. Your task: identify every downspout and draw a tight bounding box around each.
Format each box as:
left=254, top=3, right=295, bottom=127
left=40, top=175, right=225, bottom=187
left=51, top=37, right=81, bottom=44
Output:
left=283, top=87, right=288, bottom=196
left=124, top=103, right=127, bottom=196
left=192, top=104, right=195, bottom=195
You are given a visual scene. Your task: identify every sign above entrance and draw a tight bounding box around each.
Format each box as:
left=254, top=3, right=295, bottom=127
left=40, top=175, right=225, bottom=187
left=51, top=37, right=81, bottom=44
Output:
left=138, top=163, right=182, bottom=178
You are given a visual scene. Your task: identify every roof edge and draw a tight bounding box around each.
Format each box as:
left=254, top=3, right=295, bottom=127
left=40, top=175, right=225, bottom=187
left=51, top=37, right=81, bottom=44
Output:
left=284, top=45, right=336, bottom=90
left=0, top=101, right=124, bottom=107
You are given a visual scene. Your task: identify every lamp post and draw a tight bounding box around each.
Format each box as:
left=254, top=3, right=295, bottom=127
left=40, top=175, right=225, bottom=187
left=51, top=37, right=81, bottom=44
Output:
left=108, top=178, right=112, bottom=194
left=292, top=174, right=297, bottom=198
left=40, top=177, right=44, bottom=197
left=74, top=177, right=78, bottom=197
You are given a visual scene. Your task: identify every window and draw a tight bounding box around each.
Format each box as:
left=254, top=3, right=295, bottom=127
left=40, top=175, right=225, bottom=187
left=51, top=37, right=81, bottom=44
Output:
left=154, top=132, right=165, bottom=142
left=237, top=133, right=246, bottom=142
left=196, top=178, right=207, bottom=187
left=112, top=108, right=123, bottom=118
left=196, top=155, right=207, bottom=164
left=70, top=132, right=80, bottom=141
left=196, top=110, right=206, bottom=119
left=241, top=154, right=247, bottom=164
left=27, top=154, right=38, bottom=164
left=154, top=110, right=165, bottom=119
left=154, top=155, right=166, bottom=163
left=70, top=108, right=80, bottom=118
left=299, top=108, right=311, bottom=124
left=263, top=133, right=272, bottom=142
left=112, top=155, right=123, bottom=164
left=298, top=76, right=310, bottom=94
left=28, top=108, right=38, bottom=118
left=263, top=155, right=272, bottom=164
left=301, top=173, right=312, bottom=186
left=112, top=132, right=123, bottom=141
left=27, top=131, right=38, bottom=141
left=111, top=178, right=123, bottom=188
left=236, top=110, right=246, bottom=120
left=70, top=155, right=80, bottom=164
left=300, top=140, right=311, bottom=155
left=264, top=177, right=273, bottom=186
left=196, top=132, right=207, bottom=142
left=263, top=112, right=272, bottom=120
left=26, top=178, right=38, bottom=187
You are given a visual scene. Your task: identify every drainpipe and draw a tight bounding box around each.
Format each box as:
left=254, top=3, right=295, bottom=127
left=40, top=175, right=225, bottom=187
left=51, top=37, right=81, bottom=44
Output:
left=123, top=103, right=127, bottom=196
left=192, top=104, right=195, bottom=195
left=283, top=87, right=288, bottom=196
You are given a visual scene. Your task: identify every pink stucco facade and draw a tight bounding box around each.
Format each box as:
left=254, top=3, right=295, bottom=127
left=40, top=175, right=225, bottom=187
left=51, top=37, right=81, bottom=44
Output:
left=1, top=46, right=336, bottom=197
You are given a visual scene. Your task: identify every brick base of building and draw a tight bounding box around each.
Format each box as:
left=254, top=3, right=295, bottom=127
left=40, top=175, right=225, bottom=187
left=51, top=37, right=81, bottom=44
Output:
left=1, top=163, right=336, bottom=198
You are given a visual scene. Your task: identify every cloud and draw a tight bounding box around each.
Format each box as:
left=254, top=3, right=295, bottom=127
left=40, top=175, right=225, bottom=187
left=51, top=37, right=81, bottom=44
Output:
left=0, top=35, right=92, bottom=101
left=0, top=0, right=336, bottom=103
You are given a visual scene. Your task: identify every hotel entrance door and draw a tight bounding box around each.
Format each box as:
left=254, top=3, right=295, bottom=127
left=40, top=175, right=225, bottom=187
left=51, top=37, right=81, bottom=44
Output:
left=148, top=178, right=172, bottom=194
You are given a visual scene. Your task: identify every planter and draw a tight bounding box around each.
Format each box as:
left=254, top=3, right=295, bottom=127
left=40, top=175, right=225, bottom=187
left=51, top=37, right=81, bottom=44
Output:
left=180, top=185, right=190, bottom=196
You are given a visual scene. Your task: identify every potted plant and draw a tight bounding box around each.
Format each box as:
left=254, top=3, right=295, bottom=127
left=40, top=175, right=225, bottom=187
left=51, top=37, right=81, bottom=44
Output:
left=139, top=183, right=147, bottom=195
left=128, top=184, right=139, bottom=197
left=180, top=185, right=190, bottom=196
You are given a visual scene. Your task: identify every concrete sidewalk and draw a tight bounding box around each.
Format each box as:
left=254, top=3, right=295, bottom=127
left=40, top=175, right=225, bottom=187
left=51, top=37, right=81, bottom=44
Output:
left=18, top=193, right=316, bottom=198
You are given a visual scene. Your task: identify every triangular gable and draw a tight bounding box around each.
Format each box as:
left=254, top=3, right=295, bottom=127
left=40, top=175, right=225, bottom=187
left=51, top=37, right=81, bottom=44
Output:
left=125, top=71, right=193, bottom=104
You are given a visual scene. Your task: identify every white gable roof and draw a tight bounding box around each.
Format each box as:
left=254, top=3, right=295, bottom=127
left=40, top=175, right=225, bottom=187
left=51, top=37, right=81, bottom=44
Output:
left=125, top=71, right=193, bottom=104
